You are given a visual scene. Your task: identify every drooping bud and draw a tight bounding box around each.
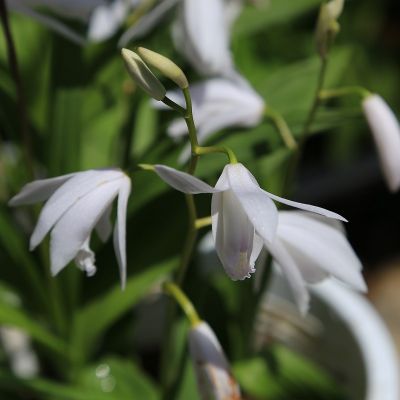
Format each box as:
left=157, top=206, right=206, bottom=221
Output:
left=315, top=0, right=344, bottom=58
left=188, top=321, right=241, bottom=400
left=137, top=47, right=189, bottom=89
left=121, top=48, right=166, bottom=100
left=362, top=94, right=400, bottom=192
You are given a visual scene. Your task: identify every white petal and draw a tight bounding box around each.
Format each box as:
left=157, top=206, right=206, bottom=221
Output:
left=265, top=191, right=347, bottom=222
left=154, top=165, right=223, bottom=194
left=30, top=169, right=123, bottom=250
left=214, top=190, right=256, bottom=280
left=9, top=173, right=75, bottom=206
left=196, top=104, right=264, bottom=143
left=113, top=176, right=131, bottom=290
left=250, top=233, right=264, bottom=267
left=88, top=0, right=128, bottom=42
left=266, top=240, right=310, bottom=314
left=118, top=0, right=179, bottom=47
left=362, top=94, right=400, bottom=192
left=50, top=180, right=121, bottom=276
left=226, top=164, right=278, bottom=243
left=177, top=0, right=233, bottom=75
left=277, top=211, right=366, bottom=291
left=95, top=205, right=112, bottom=242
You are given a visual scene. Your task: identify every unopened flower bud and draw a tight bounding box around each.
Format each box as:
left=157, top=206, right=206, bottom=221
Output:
left=315, top=0, right=344, bottom=58
left=121, top=48, right=166, bottom=100
left=188, top=321, right=241, bottom=400
left=362, top=94, right=400, bottom=192
left=137, top=47, right=189, bottom=89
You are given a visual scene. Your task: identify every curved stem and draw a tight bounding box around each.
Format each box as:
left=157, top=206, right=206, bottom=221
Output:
left=195, top=145, right=237, bottom=164
left=319, top=86, right=371, bottom=101
left=264, top=107, right=297, bottom=150
left=163, top=282, right=201, bottom=326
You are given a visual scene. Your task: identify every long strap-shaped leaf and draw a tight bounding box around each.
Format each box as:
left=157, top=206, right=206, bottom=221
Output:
left=71, top=258, right=176, bottom=364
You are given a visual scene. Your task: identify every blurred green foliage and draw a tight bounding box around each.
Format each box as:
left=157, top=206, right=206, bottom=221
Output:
left=0, top=0, right=398, bottom=398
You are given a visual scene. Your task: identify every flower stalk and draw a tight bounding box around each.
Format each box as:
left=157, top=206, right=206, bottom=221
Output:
left=163, top=282, right=201, bottom=326
left=319, top=86, right=371, bottom=101
left=264, top=107, right=297, bottom=150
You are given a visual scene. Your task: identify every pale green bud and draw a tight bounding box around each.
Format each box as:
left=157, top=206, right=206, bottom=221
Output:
left=121, top=48, right=166, bottom=101
left=316, top=0, right=344, bottom=58
left=137, top=47, right=189, bottom=89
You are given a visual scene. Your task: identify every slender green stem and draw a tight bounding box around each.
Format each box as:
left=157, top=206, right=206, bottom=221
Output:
left=161, top=87, right=199, bottom=399
left=264, top=107, right=297, bottom=150
left=319, top=86, right=371, bottom=101
left=195, top=216, right=212, bottom=230
left=195, top=145, right=238, bottom=164
left=162, top=96, right=186, bottom=115
left=0, top=0, right=33, bottom=178
left=163, top=282, right=201, bottom=326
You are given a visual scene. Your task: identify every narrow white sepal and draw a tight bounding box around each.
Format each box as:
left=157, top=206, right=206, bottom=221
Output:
left=113, top=177, right=131, bottom=290
left=265, top=191, right=348, bottom=222
left=8, top=173, right=74, bottom=206
left=154, top=165, right=223, bottom=194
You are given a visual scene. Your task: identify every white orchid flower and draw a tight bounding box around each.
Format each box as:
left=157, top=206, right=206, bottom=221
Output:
left=268, top=211, right=366, bottom=313
left=173, top=0, right=242, bottom=76
left=155, top=77, right=265, bottom=162
left=9, top=169, right=131, bottom=287
left=189, top=321, right=241, bottom=400
left=8, top=0, right=172, bottom=45
left=154, top=163, right=346, bottom=284
left=362, top=94, right=400, bottom=192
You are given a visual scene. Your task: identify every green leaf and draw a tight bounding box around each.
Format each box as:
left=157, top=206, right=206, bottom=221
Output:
left=233, top=346, right=346, bottom=399
left=71, top=258, right=176, bottom=363
left=78, top=357, right=159, bottom=400
left=0, top=369, right=118, bottom=400
left=48, top=88, right=83, bottom=175
left=0, top=207, right=47, bottom=309
left=0, top=301, right=66, bottom=356
left=234, top=0, right=322, bottom=38
left=132, top=98, right=158, bottom=158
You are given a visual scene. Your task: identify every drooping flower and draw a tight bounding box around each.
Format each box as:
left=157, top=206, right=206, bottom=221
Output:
left=362, top=94, right=400, bottom=192
left=267, top=211, right=366, bottom=313
left=9, top=169, right=131, bottom=287
left=189, top=321, right=241, bottom=400
left=155, top=77, right=265, bottom=162
left=154, top=163, right=346, bottom=284
left=173, top=0, right=242, bottom=76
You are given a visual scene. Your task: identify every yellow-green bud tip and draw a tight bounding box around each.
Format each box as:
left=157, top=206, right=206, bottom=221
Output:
left=121, top=48, right=166, bottom=101
left=137, top=47, right=189, bottom=89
